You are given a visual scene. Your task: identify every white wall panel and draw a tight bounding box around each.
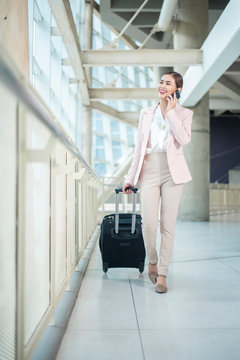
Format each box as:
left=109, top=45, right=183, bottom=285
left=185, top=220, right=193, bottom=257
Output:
left=0, top=83, right=17, bottom=360
left=24, top=115, right=51, bottom=345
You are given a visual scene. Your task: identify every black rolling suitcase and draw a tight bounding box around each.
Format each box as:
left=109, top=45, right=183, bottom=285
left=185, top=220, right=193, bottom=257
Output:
left=99, top=186, right=146, bottom=273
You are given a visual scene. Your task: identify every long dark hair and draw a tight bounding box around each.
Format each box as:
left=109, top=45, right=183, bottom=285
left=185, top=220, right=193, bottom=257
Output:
left=163, top=71, right=183, bottom=89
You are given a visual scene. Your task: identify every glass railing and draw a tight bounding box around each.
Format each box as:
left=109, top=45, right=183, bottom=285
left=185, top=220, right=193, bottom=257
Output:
left=0, top=47, right=102, bottom=360
left=210, top=183, right=240, bottom=214
left=99, top=178, right=240, bottom=217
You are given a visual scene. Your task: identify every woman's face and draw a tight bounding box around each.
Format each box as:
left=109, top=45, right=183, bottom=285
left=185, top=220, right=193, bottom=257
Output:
left=157, top=74, right=181, bottom=100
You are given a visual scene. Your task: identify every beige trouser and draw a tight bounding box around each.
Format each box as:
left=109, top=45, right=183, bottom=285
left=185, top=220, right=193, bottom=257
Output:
left=139, top=152, right=184, bottom=277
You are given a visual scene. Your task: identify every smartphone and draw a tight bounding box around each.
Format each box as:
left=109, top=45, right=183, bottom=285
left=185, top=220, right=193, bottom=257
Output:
left=171, top=89, right=181, bottom=99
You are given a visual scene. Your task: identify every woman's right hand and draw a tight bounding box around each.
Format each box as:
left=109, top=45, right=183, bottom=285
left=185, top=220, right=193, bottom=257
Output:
left=122, top=183, right=134, bottom=194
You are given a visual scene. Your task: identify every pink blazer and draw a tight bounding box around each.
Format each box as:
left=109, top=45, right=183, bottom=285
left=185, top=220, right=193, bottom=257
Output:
left=125, top=102, right=193, bottom=186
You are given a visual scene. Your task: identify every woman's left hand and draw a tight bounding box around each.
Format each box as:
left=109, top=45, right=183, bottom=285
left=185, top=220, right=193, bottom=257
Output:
left=166, top=91, right=178, bottom=113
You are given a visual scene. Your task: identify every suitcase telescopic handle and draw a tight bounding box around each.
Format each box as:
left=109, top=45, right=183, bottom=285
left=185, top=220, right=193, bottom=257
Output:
left=114, top=187, right=138, bottom=235
left=115, top=186, right=138, bottom=194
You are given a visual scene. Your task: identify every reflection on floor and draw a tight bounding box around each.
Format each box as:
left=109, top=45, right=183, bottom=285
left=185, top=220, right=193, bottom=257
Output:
left=56, top=212, right=240, bottom=360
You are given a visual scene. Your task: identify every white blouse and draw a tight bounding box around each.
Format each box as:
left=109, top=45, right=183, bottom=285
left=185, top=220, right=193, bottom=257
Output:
left=145, top=104, right=170, bottom=154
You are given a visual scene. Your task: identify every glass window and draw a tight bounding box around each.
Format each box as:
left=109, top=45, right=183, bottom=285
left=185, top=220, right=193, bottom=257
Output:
left=69, top=0, right=81, bottom=36
left=95, top=135, right=105, bottom=159
left=94, top=163, right=107, bottom=176
left=134, top=68, right=140, bottom=87
left=92, top=111, right=103, bottom=132
left=112, top=140, right=122, bottom=162
left=108, top=100, right=118, bottom=109
left=28, top=0, right=81, bottom=147
left=93, top=13, right=102, bottom=35
left=110, top=119, right=120, bottom=139
left=123, top=101, right=132, bottom=111
left=105, top=67, right=118, bottom=85
left=127, top=126, right=134, bottom=145
left=118, top=40, right=125, bottom=50
left=102, top=23, right=111, bottom=43
left=28, top=0, right=154, bottom=179
left=92, top=32, right=97, bottom=50
left=92, top=77, right=103, bottom=87
left=122, top=78, right=129, bottom=88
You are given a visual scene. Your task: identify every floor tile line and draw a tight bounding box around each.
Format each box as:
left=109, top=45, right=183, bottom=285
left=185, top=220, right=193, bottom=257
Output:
left=63, top=328, right=152, bottom=332
left=128, top=271, right=146, bottom=360
left=139, top=327, right=240, bottom=332
left=212, top=257, right=240, bottom=274
left=172, top=254, right=240, bottom=264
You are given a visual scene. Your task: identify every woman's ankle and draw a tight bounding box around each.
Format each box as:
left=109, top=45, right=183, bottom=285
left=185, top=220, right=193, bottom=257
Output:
left=148, top=262, right=158, bottom=271
left=157, top=275, right=167, bottom=283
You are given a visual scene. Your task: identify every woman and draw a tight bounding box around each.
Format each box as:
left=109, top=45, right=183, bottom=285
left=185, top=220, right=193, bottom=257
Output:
left=122, top=71, right=193, bottom=293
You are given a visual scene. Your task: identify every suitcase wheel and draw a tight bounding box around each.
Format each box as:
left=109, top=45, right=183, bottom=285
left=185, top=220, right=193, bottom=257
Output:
left=139, top=262, right=144, bottom=273
left=103, top=262, right=109, bottom=273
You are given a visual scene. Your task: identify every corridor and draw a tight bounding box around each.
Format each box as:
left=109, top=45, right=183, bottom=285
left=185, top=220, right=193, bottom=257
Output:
left=1, top=1, right=240, bottom=359
left=55, top=214, right=240, bottom=360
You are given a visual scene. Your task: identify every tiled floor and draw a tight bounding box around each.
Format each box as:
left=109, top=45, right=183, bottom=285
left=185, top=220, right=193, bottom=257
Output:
left=56, top=212, right=240, bottom=360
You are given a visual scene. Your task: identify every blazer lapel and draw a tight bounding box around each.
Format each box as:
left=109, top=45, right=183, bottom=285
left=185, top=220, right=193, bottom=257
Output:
left=142, top=102, right=182, bottom=150
left=166, top=103, right=182, bottom=148
left=143, top=102, right=159, bottom=147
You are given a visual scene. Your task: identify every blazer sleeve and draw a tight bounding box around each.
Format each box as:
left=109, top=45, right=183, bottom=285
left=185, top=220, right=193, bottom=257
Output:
left=125, top=109, right=144, bottom=185
left=166, top=108, right=193, bottom=146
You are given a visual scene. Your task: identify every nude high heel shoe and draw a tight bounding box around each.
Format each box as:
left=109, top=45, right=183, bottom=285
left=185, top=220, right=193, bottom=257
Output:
left=148, top=271, right=158, bottom=284
left=155, top=275, right=168, bottom=293
left=148, top=263, right=158, bottom=284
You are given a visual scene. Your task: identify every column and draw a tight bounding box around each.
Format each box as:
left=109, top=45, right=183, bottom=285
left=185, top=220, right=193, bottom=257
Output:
left=173, top=0, right=209, bottom=221
left=82, top=0, right=93, bottom=165
left=153, top=66, right=173, bottom=87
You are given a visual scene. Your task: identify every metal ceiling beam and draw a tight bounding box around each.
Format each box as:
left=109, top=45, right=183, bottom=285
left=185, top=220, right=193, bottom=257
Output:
left=100, top=0, right=171, bottom=48
left=91, top=101, right=138, bottom=126
left=89, top=87, right=219, bottom=101
left=209, top=98, right=240, bottom=110
left=225, top=62, right=240, bottom=74
left=90, top=89, right=240, bottom=111
left=180, top=0, right=240, bottom=107
left=48, top=0, right=90, bottom=106
left=89, top=88, right=157, bottom=100
left=157, top=0, right=178, bottom=31
left=110, top=0, right=161, bottom=11
left=93, top=96, right=240, bottom=112
left=93, top=1, right=138, bottom=49
left=103, top=0, right=150, bottom=50
left=79, top=49, right=202, bottom=67
left=213, top=76, right=240, bottom=103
